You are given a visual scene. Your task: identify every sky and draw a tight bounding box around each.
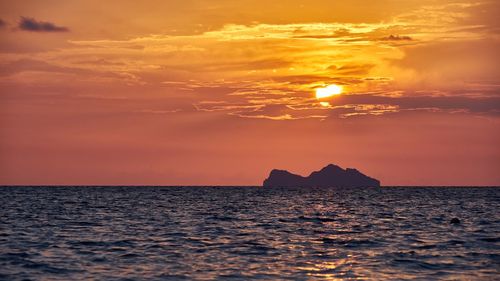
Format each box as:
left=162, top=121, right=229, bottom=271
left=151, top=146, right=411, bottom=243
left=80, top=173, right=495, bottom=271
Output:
left=0, top=0, right=499, bottom=186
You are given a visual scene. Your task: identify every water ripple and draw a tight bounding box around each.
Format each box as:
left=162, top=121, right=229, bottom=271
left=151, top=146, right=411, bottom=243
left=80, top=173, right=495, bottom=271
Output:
left=0, top=186, right=499, bottom=280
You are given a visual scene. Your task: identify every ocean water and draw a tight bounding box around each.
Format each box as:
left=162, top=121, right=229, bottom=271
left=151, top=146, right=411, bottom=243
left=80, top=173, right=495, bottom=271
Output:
left=0, top=186, right=499, bottom=280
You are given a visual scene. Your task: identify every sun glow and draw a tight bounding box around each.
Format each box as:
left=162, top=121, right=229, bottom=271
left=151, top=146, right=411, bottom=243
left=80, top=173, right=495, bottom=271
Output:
left=315, top=84, right=343, bottom=99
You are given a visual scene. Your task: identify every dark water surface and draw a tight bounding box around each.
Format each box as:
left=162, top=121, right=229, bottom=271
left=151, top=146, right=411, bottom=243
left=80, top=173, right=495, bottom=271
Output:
left=0, top=186, right=499, bottom=280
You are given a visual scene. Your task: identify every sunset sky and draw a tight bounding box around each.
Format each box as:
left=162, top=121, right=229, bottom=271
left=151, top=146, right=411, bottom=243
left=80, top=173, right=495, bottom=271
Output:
left=0, top=0, right=499, bottom=185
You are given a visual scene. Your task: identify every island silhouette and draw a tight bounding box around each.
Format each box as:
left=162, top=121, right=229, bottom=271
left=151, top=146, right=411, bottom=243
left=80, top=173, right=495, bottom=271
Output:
left=263, top=164, right=380, bottom=187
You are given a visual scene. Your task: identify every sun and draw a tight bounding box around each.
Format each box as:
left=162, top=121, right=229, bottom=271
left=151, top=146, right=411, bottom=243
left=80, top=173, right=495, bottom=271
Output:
left=315, top=84, right=343, bottom=99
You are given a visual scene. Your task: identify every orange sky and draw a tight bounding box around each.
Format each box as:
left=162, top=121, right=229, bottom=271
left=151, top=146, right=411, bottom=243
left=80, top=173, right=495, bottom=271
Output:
left=0, top=0, right=499, bottom=185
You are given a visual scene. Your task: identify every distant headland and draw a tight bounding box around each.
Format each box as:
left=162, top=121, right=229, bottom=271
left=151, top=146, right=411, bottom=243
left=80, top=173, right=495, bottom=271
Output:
left=263, top=164, right=380, bottom=187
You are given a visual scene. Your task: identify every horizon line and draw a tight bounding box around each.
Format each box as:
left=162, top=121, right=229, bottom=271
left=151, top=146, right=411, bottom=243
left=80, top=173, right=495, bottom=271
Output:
left=1, top=185, right=499, bottom=188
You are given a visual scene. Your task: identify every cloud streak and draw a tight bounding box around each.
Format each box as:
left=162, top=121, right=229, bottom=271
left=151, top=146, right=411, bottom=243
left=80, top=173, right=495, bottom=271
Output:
left=0, top=0, right=499, bottom=186
left=1, top=2, right=497, bottom=122
left=380, top=34, right=412, bottom=41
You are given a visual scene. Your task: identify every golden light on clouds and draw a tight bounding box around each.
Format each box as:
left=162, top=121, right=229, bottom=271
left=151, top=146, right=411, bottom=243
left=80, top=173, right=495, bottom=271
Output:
left=315, top=84, right=343, bottom=99
left=0, top=0, right=499, bottom=186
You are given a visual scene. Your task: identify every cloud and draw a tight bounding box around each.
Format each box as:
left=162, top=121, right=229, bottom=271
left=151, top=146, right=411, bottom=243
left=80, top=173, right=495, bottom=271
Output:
left=334, top=64, right=376, bottom=75
left=18, top=17, right=69, bottom=32
left=380, top=34, right=412, bottom=41
left=2, top=2, right=497, bottom=121
left=190, top=80, right=500, bottom=120
left=331, top=93, right=500, bottom=115
left=227, top=104, right=327, bottom=120
left=0, top=58, right=126, bottom=79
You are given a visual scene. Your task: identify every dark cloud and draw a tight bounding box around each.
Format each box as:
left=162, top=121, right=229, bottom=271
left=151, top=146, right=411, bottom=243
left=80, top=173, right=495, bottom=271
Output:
left=380, top=34, right=412, bottom=41
left=18, top=17, right=69, bottom=32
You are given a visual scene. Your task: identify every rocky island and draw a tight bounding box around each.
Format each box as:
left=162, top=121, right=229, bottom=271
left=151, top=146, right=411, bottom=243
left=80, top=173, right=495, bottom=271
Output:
left=263, top=164, right=380, bottom=187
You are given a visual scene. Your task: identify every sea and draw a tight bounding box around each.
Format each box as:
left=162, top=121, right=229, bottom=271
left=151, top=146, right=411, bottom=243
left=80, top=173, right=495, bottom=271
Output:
left=0, top=186, right=499, bottom=280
